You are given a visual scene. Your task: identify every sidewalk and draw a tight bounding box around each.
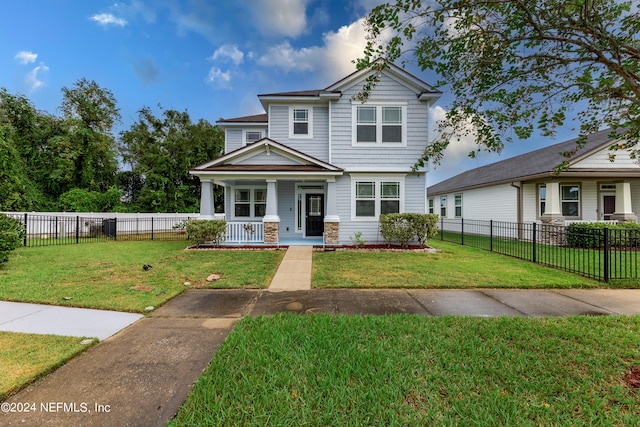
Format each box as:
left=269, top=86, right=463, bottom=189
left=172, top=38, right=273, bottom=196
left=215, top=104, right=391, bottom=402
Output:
left=268, top=245, right=313, bottom=291
left=4, top=288, right=640, bottom=426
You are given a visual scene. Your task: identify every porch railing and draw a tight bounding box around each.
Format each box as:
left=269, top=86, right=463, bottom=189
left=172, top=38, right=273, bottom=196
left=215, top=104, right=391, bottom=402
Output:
left=225, top=222, right=264, bottom=243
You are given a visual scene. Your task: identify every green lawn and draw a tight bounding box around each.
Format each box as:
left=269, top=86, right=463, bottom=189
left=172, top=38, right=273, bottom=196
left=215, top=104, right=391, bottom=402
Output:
left=171, top=314, right=640, bottom=426
left=0, top=241, right=284, bottom=312
left=313, top=240, right=603, bottom=288
left=0, top=332, right=94, bottom=400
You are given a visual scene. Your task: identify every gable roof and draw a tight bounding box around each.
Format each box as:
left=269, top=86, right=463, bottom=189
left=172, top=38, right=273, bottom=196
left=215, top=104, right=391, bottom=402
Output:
left=190, top=138, right=343, bottom=174
left=217, top=113, right=267, bottom=124
left=427, top=129, right=628, bottom=195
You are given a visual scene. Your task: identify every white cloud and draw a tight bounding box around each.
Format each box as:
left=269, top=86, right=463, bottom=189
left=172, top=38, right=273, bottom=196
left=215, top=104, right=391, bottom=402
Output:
left=25, top=63, right=49, bottom=92
left=14, top=51, right=38, bottom=65
left=429, top=105, right=479, bottom=160
left=206, top=67, right=232, bottom=89
left=90, top=13, right=127, bottom=27
left=211, top=45, right=244, bottom=65
left=256, top=18, right=371, bottom=83
left=251, top=0, right=309, bottom=38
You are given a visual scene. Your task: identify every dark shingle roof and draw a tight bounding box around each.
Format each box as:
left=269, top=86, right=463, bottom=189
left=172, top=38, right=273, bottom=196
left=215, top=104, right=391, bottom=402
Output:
left=217, top=113, right=267, bottom=123
left=427, top=129, right=615, bottom=195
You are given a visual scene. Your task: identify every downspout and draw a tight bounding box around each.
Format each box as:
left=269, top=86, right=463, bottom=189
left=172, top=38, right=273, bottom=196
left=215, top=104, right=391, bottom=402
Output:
left=510, top=182, right=522, bottom=239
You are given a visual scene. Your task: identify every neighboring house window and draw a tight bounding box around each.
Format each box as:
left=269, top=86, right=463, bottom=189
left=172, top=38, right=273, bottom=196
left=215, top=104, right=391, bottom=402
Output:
left=538, top=184, right=580, bottom=217
left=561, top=185, right=580, bottom=216
left=539, top=185, right=546, bottom=215
left=352, top=103, right=406, bottom=145
left=352, top=177, right=404, bottom=220
left=290, top=107, right=312, bottom=138
left=440, top=196, right=447, bottom=217
left=428, top=198, right=435, bottom=214
left=454, top=194, right=462, bottom=217
left=245, top=131, right=262, bottom=143
left=233, top=188, right=266, bottom=219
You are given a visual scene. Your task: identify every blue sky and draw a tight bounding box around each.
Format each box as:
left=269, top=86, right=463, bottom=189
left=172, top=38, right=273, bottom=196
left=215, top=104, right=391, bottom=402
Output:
left=1, top=0, right=578, bottom=185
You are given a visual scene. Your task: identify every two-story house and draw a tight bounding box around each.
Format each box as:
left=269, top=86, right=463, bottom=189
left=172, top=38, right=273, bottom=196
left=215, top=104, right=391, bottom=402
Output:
left=190, top=60, right=441, bottom=245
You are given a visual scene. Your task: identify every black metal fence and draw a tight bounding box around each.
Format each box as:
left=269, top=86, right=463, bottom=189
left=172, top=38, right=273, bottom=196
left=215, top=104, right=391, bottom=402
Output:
left=6, top=213, right=193, bottom=247
left=439, top=218, right=640, bottom=282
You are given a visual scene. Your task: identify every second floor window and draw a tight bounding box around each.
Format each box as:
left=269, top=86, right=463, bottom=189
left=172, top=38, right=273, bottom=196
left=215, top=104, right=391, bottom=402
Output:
left=292, top=108, right=309, bottom=136
left=245, top=131, right=262, bottom=143
left=354, top=104, right=405, bottom=145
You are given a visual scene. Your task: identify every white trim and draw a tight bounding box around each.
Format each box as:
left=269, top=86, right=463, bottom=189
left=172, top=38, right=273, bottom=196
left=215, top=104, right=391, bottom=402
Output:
left=350, top=174, right=406, bottom=221
left=289, top=106, right=314, bottom=139
left=351, top=102, right=407, bottom=147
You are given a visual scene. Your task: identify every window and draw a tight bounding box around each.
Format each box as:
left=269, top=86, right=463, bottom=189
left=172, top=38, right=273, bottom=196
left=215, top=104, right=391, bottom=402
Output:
left=539, top=185, right=546, bottom=215
left=428, top=198, right=435, bottom=214
left=380, top=182, right=400, bottom=214
left=561, top=185, right=580, bottom=216
left=353, top=104, right=406, bottom=145
left=355, top=182, right=376, bottom=217
left=245, top=131, right=262, bottom=143
left=233, top=188, right=266, bottom=219
left=454, top=194, right=462, bottom=217
left=290, top=108, right=312, bottom=137
left=353, top=178, right=404, bottom=219
left=440, top=196, right=447, bottom=217
left=538, top=184, right=580, bottom=217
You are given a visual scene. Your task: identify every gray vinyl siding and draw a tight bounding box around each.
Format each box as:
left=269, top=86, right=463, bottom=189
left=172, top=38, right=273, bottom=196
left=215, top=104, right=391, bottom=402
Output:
left=330, top=73, right=429, bottom=170
left=276, top=181, right=297, bottom=239
left=267, top=104, right=330, bottom=163
left=226, top=129, right=243, bottom=152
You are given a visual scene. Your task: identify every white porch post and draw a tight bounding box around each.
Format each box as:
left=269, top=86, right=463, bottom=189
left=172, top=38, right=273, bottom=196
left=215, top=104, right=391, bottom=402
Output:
left=324, top=178, right=340, bottom=244
left=541, top=181, right=563, bottom=224
left=199, top=180, right=215, bottom=219
left=263, top=180, right=280, bottom=243
left=612, top=181, right=638, bottom=223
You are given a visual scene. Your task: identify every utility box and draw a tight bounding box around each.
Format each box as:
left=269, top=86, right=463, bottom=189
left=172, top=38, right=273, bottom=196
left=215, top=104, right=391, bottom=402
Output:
left=103, top=218, right=117, bottom=239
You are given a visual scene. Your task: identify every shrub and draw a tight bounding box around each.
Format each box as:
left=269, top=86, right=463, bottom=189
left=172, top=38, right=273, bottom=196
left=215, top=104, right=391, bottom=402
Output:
left=186, top=219, right=227, bottom=246
left=565, top=222, right=640, bottom=248
left=0, top=214, right=25, bottom=264
left=379, top=213, right=439, bottom=248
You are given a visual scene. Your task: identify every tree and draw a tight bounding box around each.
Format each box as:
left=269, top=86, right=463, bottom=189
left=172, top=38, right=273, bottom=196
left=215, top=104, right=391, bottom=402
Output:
left=0, top=125, right=42, bottom=211
left=59, top=78, right=120, bottom=192
left=359, top=0, right=640, bottom=169
left=119, top=106, right=224, bottom=212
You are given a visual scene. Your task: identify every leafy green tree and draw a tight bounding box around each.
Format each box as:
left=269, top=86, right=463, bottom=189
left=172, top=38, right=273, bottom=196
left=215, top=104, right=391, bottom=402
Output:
left=58, top=186, right=122, bottom=212
left=0, top=213, right=25, bottom=264
left=359, top=0, right=640, bottom=168
left=0, top=125, right=42, bottom=211
left=119, top=106, right=224, bottom=212
left=59, top=78, right=120, bottom=192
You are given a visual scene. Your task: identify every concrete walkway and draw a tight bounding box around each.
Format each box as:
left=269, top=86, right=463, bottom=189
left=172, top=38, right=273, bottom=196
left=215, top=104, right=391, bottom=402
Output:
left=0, top=301, right=142, bottom=340
left=4, top=288, right=640, bottom=426
left=268, top=245, right=313, bottom=291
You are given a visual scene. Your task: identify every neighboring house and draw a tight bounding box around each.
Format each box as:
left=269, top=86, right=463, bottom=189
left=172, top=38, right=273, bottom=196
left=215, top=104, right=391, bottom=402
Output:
left=427, top=129, right=640, bottom=225
left=190, top=60, right=442, bottom=244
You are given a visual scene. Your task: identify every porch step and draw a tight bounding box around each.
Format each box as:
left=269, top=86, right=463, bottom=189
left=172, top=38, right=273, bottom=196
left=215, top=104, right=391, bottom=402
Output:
left=268, top=246, right=313, bottom=291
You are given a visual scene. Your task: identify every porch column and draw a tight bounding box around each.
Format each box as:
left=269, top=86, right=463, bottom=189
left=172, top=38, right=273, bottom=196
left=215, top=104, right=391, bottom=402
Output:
left=198, top=180, right=215, bottom=219
left=612, top=181, right=638, bottom=223
left=263, top=180, right=280, bottom=244
left=541, top=181, right=563, bottom=224
left=324, top=178, right=340, bottom=244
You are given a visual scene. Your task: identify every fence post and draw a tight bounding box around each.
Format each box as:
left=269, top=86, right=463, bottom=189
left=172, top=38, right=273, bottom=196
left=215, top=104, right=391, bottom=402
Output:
left=461, top=218, right=464, bottom=245
left=76, top=216, right=80, bottom=244
left=603, top=227, right=609, bottom=282
left=440, top=216, right=444, bottom=241
left=532, top=222, right=537, bottom=263
left=489, top=220, right=493, bottom=251
left=23, top=213, right=28, bottom=247
left=151, top=217, right=154, bottom=241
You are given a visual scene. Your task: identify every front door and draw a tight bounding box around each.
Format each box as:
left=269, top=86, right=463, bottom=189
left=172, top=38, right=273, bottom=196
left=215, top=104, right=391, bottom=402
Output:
left=603, top=195, right=616, bottom=220
left=305, top=194, right=324, bottom=237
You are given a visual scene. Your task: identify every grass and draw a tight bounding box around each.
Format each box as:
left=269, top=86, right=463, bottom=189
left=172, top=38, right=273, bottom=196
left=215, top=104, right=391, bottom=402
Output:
left=170, top=314, right=640, bottom=426
left=0, top=241, right=284, bottom=312
left=0, top=332, right=95, bottom=399
left=313, top=240, right=603, bottom=288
